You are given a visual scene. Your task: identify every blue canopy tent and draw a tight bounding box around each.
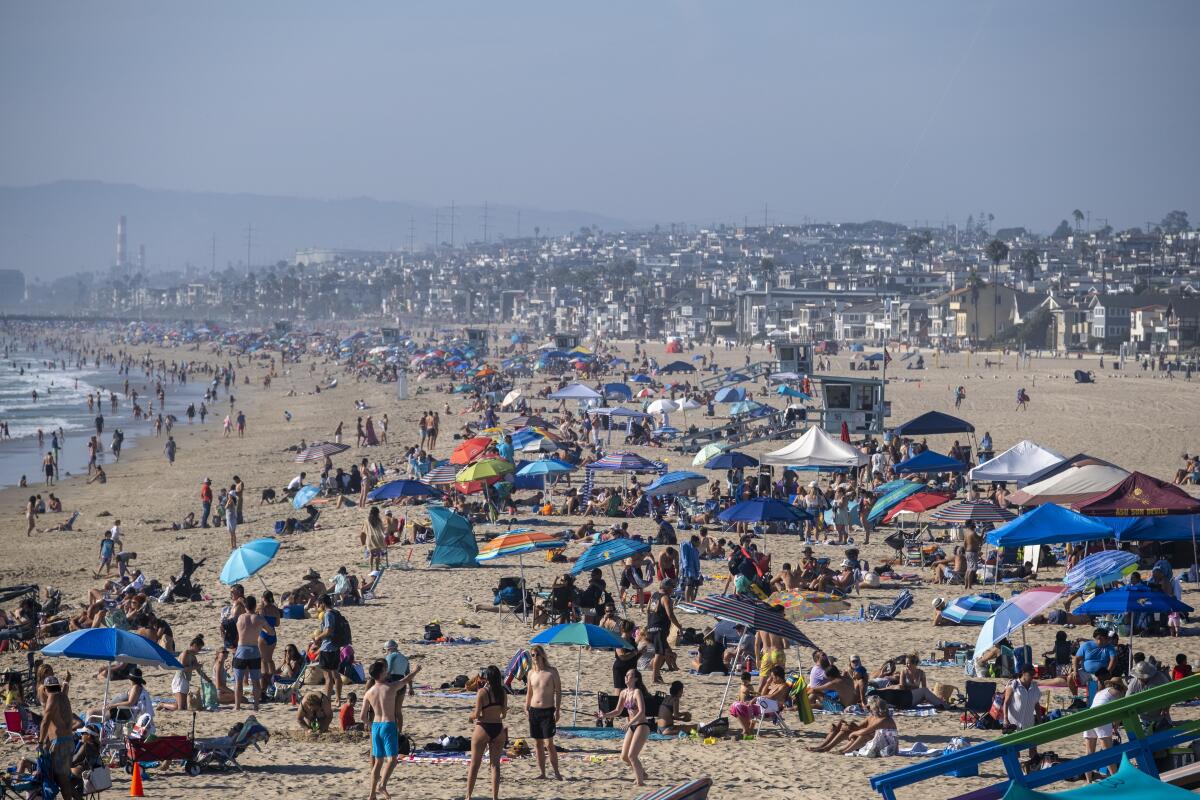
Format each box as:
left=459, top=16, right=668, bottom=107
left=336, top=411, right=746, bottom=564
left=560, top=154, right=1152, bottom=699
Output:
left=602, top=382, right=632, bottom=401
left=894, top=450, right=968, bottom=475
left=892, top=410, right=975, bottom=436
left=776, top=385, right=811, bottom=400
left=1110, top=515, right=1199, bottom=542
left=660, top=360, right=696, bottom=374
left=428, top=506, right=479, bottom=567
left=985, top=504, right=1115, bottom=548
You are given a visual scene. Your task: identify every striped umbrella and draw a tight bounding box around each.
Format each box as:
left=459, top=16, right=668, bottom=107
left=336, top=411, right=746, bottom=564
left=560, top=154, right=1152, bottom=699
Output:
left=1065, top=550, right=1139, bottom=591
left=973, top=585, right=1066, bottom=661
left=421, top=464, right=462, bottom=485
left=476, top=530, right=565, bottom=562
left=644, top=471, right=706, bottom=497
left=942, top=592, right=1005, bottom=625
left=588, top=452, right=661, bottom=472
left=294, top=441, right=351, bottom=462
left=930, top=500, right=1017, bottom=523
left=682, top=594, right=818, bottom=714
left=766, top=590, right=851, bottom=621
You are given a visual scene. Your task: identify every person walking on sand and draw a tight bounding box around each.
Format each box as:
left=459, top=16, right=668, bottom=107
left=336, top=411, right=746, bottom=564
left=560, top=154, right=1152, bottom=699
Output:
left=225, top=483, right=239, bottom=550
left=164, top=435, right=177, bottom=465
left=42, top=451, right=55, bottom=486
left=26, top=494, right=38, bottom=536
left=525, top=645, right=563, bottom=781
left=362, top=659, right=421, bottom=800
left=466, top=665, right=507, bottom=800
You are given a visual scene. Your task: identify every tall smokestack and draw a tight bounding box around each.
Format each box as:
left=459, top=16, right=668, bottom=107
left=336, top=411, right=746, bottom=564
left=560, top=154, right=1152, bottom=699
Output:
left=116, top=215, right=127, bottom=268
left=138, top=244, right=145, bottom=271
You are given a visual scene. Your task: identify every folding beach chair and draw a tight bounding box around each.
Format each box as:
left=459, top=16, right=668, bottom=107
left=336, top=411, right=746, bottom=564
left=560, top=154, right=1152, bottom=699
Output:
left=3, top=709, right=37, bottom=745
left=750, top=698, right=793, bottom=738
left=867, top=589, right=914, bottom=621
left=960, top=679, right=998, bottom=728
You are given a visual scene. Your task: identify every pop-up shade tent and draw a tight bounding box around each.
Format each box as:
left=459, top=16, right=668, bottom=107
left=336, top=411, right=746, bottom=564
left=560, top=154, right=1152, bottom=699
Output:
left=984, top=503, right=1114, bottom=548
left=762, top=425, right=868, bottom=469
left=1008, top=455, right=1128, bottom=507
left=891, top=410, right=975, bottom=436
left=1071, top=471, right=1200, bottom=517
left=428, top=506, right=479, bottom=567
left=894, top=450, right=967, bottom=474
left=549, top=383, right=602, bottom=401
left=968, top=440, right=1066, bottom=484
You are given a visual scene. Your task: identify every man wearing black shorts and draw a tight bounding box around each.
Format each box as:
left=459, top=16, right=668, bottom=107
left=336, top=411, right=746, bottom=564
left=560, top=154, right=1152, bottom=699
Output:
left=525, top=645, right=562, bottom=780
left=312, top=594, right=344, bottom=703
left=233, top=595, right=273, bottom=712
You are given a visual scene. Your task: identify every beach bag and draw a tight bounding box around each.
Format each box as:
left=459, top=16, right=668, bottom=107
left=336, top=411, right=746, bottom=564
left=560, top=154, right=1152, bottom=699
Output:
left=423, top=623, right=443, bottom=641
left=698, top=717, right=730, bottom=738
left=83, top=765, right=112, bottom=793
left=197, top=676, right=219, bottom=711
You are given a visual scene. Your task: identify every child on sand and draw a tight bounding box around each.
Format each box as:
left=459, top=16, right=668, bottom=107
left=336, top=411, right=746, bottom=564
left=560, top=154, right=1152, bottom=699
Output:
left=339, top=692, right=363, bottom=732
left=94, top=531, right=114, bottom=578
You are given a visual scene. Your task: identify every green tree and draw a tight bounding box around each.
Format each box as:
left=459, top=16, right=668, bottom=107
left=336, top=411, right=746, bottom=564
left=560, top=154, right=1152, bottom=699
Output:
left=985, top=238, right=1010, bottom=282
left=1072, top=209, right=1085, bottom=232
left=1161, top=210, right=1190, bottom=233
left=1051, top=220, right=1073, bottom=239
left=905, top=231, right=933, bottom=267
left=1019, top=249, right=1039, bottom=282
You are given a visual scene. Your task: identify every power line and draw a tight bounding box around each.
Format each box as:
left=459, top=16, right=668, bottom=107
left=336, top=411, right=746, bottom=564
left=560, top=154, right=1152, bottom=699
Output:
left=482, top=201, right=489, bottom=244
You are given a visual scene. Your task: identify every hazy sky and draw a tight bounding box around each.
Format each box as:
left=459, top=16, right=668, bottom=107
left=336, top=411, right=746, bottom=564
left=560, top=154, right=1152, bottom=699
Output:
left=2, top=1, right=1197, bottom=231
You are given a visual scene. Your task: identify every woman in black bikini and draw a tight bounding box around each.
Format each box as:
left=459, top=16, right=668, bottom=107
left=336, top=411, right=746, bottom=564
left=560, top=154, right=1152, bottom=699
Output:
left=466, top=665, right=506, bottom=800
left=597, top=668, right=650, bottom=786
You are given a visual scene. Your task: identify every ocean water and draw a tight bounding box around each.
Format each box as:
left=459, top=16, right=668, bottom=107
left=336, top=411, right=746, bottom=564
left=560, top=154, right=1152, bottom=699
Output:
left=0, top=351, right=207, bottom=489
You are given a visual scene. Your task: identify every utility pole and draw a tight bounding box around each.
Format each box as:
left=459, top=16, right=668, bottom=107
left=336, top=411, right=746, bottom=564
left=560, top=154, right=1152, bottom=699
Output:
left=434, top=208, right=441, bottom=253
left=482, top=201, right=489, bottom=244
left=211, top=234, right=216, bottom=273
left=516, top=210, right=521, bottom=240
left=763, top=202, right=769, bottom=228
left=244, top=224, right=254, bottom=271
left=449, top=200, right=457, bottom=250
left=409, top=216, right=416, bottom=254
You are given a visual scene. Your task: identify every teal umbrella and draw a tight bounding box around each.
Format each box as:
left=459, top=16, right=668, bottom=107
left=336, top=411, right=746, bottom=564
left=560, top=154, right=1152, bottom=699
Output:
left=220, top=537, right=280, bottom=588
left=530, top=623, right=633, bottom=724
left=292, top=484, right=320, bottom=509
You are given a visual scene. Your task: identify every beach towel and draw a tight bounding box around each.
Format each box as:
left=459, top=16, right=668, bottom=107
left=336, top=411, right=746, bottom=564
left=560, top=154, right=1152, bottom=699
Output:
left=407, top=637, right=495, bottom=646
left=919, top=660, right=959, bottom=668
left=847, top=728, right=899, bottom=757
left=558, top=726, right=675, bottom=741
left=402, top=750, right=510, bottom=765
left=815, top=705, right=939, bottom=718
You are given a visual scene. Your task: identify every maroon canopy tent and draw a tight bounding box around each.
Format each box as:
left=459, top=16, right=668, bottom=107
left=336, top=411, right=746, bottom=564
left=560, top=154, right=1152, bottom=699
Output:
left=1071, top=471, right=1200, bottom=517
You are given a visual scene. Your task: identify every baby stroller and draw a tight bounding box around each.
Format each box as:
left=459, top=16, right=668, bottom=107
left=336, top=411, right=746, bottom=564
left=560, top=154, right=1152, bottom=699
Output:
left=193, top=715, right=270, bottom=772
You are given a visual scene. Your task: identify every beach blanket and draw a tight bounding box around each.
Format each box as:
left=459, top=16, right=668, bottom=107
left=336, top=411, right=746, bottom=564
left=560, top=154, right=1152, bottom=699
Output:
left=410, top=690, right=478, bottom=700
left=558, top=726, right=675, bottom=741
left=815, top=706, right=939, bottom=718
left=408, top=637, right=496, bottom=646
left=898, top=742, right=949, bottom=758
left=919, top=660, right=959, bottom=668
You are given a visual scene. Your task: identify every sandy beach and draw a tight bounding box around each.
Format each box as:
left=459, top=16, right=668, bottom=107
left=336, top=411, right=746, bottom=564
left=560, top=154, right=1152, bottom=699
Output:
left=1, top=334, right=1197, bottom=800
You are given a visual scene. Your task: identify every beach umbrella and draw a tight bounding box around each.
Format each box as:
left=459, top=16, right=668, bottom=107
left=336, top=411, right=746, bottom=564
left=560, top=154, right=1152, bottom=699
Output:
left=294, top=441, right=351, bottom=462
left=500, top=389, right=523, bottom=408
left=455, top=458, right=515, bottom=483
left=717, top=498, right=810, bottom=524
left=714, top=386, right=746, bottom=403
left=1075, top=584, right=1194, bottom=670
left=368, top=479, right=443, bottom=501
left=728, top=400, right=763, bottom=416
left=292, top=484, right=320, bottom=509
left=677, top=398, right=703, bottom=411
left=645, top=398, right=678, bottom=415
left=972, top=585, right=1067, bottom=661
left=766, top=590, right=851, bottom=621
left=571, top=537, right=652, bottom=614
left=477, top=531, right=566, bottom=620
left=645, top=471, right=706, bottom=497
left=692, top=442, right=731, bottom=466
left=42, top=628, right=183, bottom=723
left=635, top=388, right=654, bottom=399
left=630, top=374, right=654, bottom=383
left=530, top=623, right=633, bottom=723
left=704, top=451, right=759, bottom=470
left=930, top=500, right=1017, bottom=524
left=517, top=459, right=576, bottom=477
left=219, top=537, right=280, bottom=588
left=775, top=385, right=811, bottom=400
left=882, top=491, right=955, bottom=523
left=450, top=436, right=495, bottom=465
left=681, top=594, right=818, bottom=713
left=942, top=592, right=1005, bottom=625
left=421, top=464, right=462, bottom=485
left=1064, top=551, right=1139, bottom=592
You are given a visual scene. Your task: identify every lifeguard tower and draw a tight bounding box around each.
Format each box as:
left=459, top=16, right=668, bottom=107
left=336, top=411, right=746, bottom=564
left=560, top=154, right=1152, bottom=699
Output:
left=815, top=375, right=888, bottom=436
left=464, top=327, right=489, bottom=356
left=553, top=332, right=583, bottom=350
left=774, top=340, right=813, bottom=375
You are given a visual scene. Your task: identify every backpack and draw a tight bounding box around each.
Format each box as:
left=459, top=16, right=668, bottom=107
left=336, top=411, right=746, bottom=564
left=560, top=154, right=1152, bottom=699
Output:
left=328, top=609, right=352, bottom=648
left=423, top=623, right=443, bottom=641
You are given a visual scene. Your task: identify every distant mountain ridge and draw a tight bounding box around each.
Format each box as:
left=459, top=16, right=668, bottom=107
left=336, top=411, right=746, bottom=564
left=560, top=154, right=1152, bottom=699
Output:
left=0, top=181, right=640, bottom=278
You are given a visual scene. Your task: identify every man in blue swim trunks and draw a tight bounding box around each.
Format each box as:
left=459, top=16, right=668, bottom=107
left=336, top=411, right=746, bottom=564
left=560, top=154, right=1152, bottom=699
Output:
left=233, top=595, right=274, bottom=712
left=362, top=659, right=421, bottom=800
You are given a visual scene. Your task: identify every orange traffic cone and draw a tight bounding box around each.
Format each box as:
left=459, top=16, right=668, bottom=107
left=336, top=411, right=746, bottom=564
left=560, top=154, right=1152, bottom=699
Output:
left=130, top=762, right=144, bottom=797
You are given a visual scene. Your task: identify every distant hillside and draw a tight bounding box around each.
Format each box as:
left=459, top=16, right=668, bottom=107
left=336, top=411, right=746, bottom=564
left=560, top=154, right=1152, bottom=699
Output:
left=0, top=181, right=639, bottom=278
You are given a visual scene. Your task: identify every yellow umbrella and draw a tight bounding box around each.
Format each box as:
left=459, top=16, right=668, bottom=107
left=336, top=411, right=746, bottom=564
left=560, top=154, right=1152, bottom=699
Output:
left=455, top=458, right=515, bottom=483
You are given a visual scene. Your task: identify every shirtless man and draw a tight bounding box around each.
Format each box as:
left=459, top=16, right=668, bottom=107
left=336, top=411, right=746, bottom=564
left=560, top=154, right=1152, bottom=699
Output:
left=362, top=660, right=421, bottom=800
left=233, top=595, right=274, bottom=711
left=963, top=522, right=981, bottom=590
left=772, top=562, right=803, bottom=591
left=39, top=676, right=80, bottom=800
left=525, top=645, right=563, bottom=780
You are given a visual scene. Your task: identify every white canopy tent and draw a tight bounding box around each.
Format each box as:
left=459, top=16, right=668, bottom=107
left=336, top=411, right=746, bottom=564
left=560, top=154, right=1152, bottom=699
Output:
left=761, top=425, right=868, bottom=469
left=1008, top=460, right=1129, bottom=506
left=968, top=440, right=1066, bottom=485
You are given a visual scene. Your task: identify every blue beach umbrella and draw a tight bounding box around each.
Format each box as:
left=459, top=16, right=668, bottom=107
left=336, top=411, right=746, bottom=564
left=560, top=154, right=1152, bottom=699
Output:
left=1075, top=584, right=1194, bottom=671
left=645, top=470, right=706, bottom=497
left=531, top=623, right=633, bottom=723
left=571, top=538, right=651, bottom=574
left=1064, top=551, right=1139, bottom=592
left=704, top=451, right=760, bottom=470
left=775, top=385, right=811, bottom=400
left=220, top=537, right=281, bottom=586
left=368, top=479, right=443, bottom=502
left=717, top=498, right=809, bottom=524
left=42, top=628, right=183, bottom=720
left=630, top=374, right=654, bottom=383
left=942, top=592, right=1004, bottom=625
left=292, top=484, right=320, bottom=509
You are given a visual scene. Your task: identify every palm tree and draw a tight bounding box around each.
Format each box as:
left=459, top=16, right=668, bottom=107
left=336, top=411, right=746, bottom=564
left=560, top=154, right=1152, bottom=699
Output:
left=985, top=239, right=1010, bottom=283
left=966, top=269, right=986, bottom=342
left=1072, top=209, right=1084, bottom=233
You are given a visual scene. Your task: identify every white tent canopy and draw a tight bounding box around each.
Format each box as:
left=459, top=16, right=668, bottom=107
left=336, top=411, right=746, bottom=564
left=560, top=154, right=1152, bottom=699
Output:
left=968, top=440, right=1066, bottom=485
left=549, top=383, right=602, bottom=401
left=1008, top=462, right=1129, bottom=506
left=762, top=426, right=868, bottom=468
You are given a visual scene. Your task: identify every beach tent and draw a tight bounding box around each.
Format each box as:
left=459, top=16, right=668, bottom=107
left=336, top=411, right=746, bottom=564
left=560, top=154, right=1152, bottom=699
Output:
left=660, top=360, right=696, bottom=374
left=602, top=382, right=632, bottom=401
left=550, top=383, right=602, bottom=401
left=1109, top=515, right=1199, bottom=542
left=891, top=410, right=975, bottom=436
left=1071, top=471, right=1200, bottom=517
left=894, top=450, right=967, bottom=474
left=762, top=425, right=868, bottom=469
left=968, top=440, right=1067, bottom=485
left=1008, top=455, right=1128, bottom=507
left=984, top=503, right=1114, bottom=548
left=714, top=386, right=746, bottom=403
left=428, top=506, right=479, bottom=567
